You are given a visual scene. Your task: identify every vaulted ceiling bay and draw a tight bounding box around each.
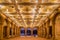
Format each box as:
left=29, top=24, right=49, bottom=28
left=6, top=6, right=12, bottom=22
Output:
left=0, top=0, right=60, bottom=27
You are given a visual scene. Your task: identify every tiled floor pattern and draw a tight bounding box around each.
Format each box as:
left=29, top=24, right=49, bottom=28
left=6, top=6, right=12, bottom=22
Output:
left=5, top=36, right=48, bottom=40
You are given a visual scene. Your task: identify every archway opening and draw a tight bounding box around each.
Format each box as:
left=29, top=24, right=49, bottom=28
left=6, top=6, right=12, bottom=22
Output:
left=49, top=26, right=52, bottom=37
left=33, top=28, right=37, bottom=37
left=27, top=28, right=31, bottom=36
left=20, top=28, right=25, bottom=36
left=10, top=28, right=12, bottom=36
left=3, top=26, right=7, bottom=38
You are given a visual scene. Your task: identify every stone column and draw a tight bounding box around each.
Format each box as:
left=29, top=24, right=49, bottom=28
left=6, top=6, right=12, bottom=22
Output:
left=25, top=28, right=26, bottom=36
left=14, top=25, right=15, bottom=37
left=0, top=14, right=5, bottom=40
left=7, top=20, right=11, bottom=38
left=13, top=24, right=16, bottom=37
left=43, top=23, right=47, bottom=38
left=31, top=28, right=33, bottom=36
left=18, top=27, right=20, bottom=36
left=42, top=24, right=45, bottom=38
left=11, top=23, right=14, bottom=37
left=39, top=26, right=42, bottom=37
left=46, top=20, right=50, bottom=38
left=38, top=27, right=40, bottom=37
left=16, top=26, right=19, bottom=36
left=51, top=18, right=55, bottom=40
left=15, top=26, right=17, bottom=36
left=41, top=25, right=44, bottom=38
left=0, top=23, right=4, bottom=40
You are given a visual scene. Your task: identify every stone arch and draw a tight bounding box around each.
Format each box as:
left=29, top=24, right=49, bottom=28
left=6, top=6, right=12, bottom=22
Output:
left=33, top=27, right=38, bottom=36
left=27, top=27, right=31, bottom=36
left=20, top=27, right=25, bottom=36
left=55, top=13, right=60, bottom=40
left=3, top=19, right=8, bottom=38
left=53, top=12, right=60, bottom=40
left=3, top=26, right=7, bottom=38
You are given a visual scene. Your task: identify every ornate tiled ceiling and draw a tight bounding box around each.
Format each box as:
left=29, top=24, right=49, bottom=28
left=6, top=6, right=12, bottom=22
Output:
left=0, top=0, right=60, bottom=27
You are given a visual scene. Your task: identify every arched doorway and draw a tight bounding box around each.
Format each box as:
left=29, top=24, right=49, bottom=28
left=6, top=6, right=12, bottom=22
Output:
left=20, top=28, right=25, bottom=36
left=55, top=14, right=60, bottom=40
left=33, top=28, right=37, bottom=37
left=49, top=26, right=52, bottom=38
left=27, top=28, right=31, bottom=36
left=3, top=19, right=8, bottom=38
